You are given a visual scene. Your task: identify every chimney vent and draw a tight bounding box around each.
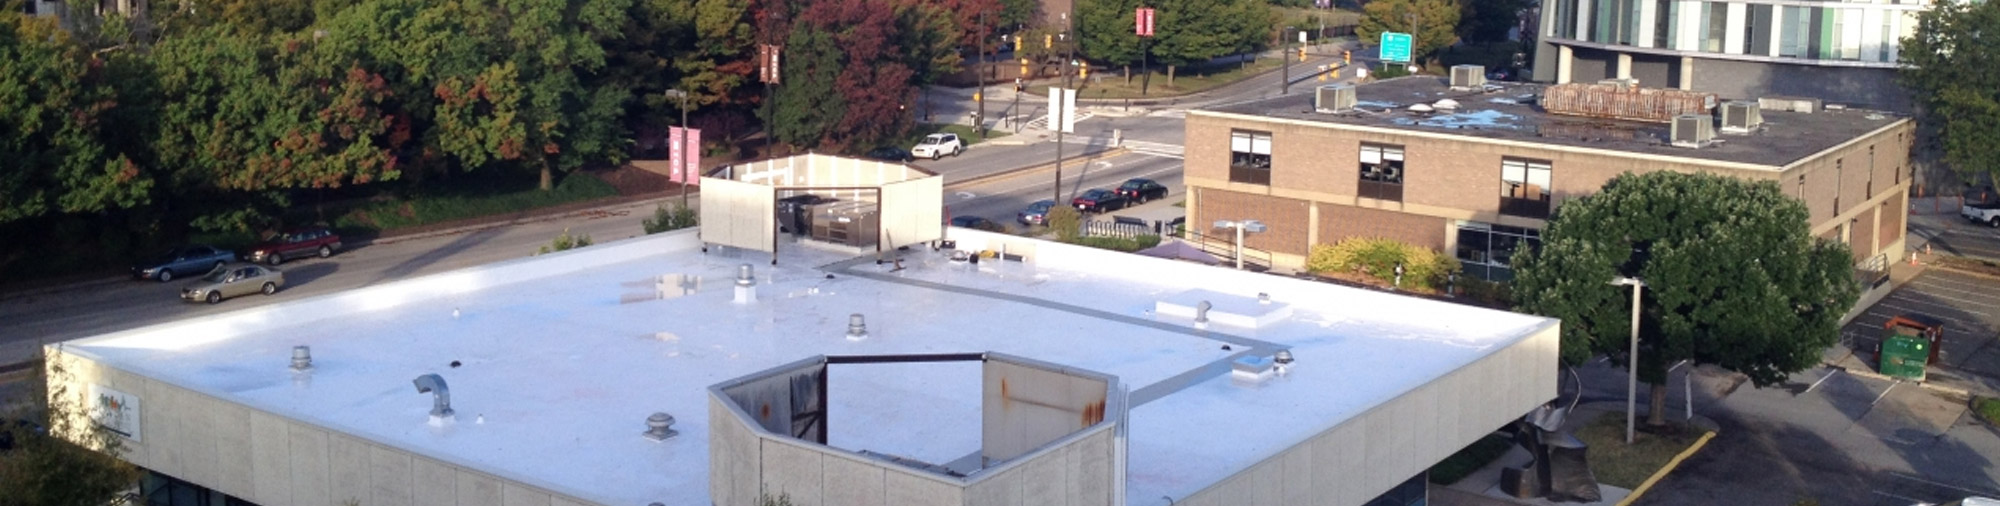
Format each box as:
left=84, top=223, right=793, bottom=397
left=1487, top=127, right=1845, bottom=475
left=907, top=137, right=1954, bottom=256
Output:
left=847, top=313, right=868, bottom=341
left=642, top=412, right=679, bottom=441
left=733, top=264, right=758, bottom=304
left=412, top=374, right=455, bottom=420
left=290, top=346, right=312, bottom=372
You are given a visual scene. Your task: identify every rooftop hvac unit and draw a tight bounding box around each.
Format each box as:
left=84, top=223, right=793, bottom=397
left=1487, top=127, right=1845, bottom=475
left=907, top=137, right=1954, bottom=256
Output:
left=1450, top=65, right=1486, bottom=90
left=1596, top=78, right=1639, bottom=90
left=1315, top=84, right=1356, bottom=112
left=1671, top=114, right=1714, bottom=148
left=1757, top=95, right=1820, bottom=114
left=1720, top=101, right=1762, bottom=134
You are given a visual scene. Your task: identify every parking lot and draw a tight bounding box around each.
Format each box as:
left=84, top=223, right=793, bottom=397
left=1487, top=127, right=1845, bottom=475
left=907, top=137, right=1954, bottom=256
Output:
left=1836, top=268, right=2000, bottom=394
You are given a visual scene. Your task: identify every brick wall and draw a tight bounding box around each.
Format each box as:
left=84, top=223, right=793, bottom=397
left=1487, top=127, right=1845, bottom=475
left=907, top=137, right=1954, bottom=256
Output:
left=1193, top=188, right=1311, bottom=256
left=1879, top=193, right=1905, bottom=252
left=1318, top=204, right=1447, bottom=252
left=1850, top=207, right=1877, bottom=261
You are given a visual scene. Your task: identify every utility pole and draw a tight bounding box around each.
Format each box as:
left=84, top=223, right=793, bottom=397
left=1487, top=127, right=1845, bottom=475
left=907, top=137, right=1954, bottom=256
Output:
left=1053, top=9, right=1076, bottom=206
left=1282, top=27, right=1292, bottom=94
left=977, top=8, right=988, bottom=138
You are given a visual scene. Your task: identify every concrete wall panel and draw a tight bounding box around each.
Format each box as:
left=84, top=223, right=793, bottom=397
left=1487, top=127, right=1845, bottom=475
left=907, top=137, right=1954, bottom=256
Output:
left=762, top=441, right=825, bottom=506
left=1019, top=444, right=1066, bottom=506
left=503, top=483, right=553, bottom=506
left=411, top=458, right=457, bottom=506
left=454, top=472, right=502, bottom=506
left=327, top=434, right=370, bottom=505
left=1278, top=446, right=1313, bottom=506
left=251, top=410, right=295, bottom=506
left=369, top=445, right=415, bottom=506
left=1072, top=430, right=1112, bottom=506
left=216, top=400, right=257, bottom=496
left=179, top=389, right=221, bottom=488
left=963, top=466, right=1021, bottom=506
left=1313, top=417, right=1365, bottom=505
left=882, top=470, right=960, bottom=506
left=288, top=425, right=332, bottom=506
left=822, top=454, right=886, bottom=506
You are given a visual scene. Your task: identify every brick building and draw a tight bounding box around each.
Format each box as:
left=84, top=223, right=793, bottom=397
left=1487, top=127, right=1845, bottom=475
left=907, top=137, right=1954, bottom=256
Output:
left=1183, top=75, right=1912, bottom=284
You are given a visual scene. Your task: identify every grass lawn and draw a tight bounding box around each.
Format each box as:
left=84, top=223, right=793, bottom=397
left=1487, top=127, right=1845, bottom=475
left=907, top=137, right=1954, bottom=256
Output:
left=1574, top=412, right=1708, bottom=489
left=1043, top=57, right=1285, bottom=100
left=330, top=174, right=621, bottom=234
left=1429, top=434, right=1515, bottom=485
left=1976, top=397, right=2000, bottom=426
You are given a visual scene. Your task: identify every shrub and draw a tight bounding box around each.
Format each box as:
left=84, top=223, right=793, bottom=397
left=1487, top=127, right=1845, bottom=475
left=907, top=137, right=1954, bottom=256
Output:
left=1459, top=276, right=1514, bottom=307
left=1046, top=206, right=1083, bottom=242
left=1070, top=234, right=1162, bottom=252
left=1976, top=397, right=2000, bottom=426
left=1306, top=237, right=1460, bottom=291
left=642, top=204, right=699, bottom=234
left=537, top=228, right=593, bottom=255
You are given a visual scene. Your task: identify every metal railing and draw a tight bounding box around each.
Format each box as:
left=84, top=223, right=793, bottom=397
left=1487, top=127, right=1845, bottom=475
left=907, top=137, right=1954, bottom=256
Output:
left=1181, top=229, right=1274, bottom=271
left=1082, top=220, right=1153, bottom=239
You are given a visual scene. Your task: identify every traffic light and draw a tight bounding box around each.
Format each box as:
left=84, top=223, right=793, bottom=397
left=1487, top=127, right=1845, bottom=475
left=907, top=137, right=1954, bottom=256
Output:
left=1044, top=34, right=1053, bottom=49
left=1020, top=58, right=1029, bottom=78
left=973, top=92, right=982, bottom=102
left=1343, top=50, right=1351, bottom=64
left=1079, top=64, right=1088, bottom=80
left=1014, top=36, right=1022, bottom=52
left=1298, top=47, right=1307, bottom=62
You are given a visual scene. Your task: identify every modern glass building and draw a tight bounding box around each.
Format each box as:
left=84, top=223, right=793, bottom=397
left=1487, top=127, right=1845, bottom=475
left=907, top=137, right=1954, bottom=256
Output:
left=1532, top=0, right=1966, bottom=111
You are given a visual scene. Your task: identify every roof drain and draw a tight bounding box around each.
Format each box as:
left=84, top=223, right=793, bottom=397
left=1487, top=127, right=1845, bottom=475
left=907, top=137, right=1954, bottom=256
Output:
left=412, top=374, right=455, bottom=424
left=1193, top=301, right=1212, bottom=330
left=289, top=346, right=313, bottom=372
left=847, top=313, right=869, bottom=341
left=642, top=412, right=679, bottom=441
left=733, top=264, right=757, bottom=304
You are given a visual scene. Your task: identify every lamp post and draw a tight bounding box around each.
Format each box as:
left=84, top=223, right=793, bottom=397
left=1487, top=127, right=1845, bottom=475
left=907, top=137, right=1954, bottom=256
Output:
left=1610, top=276, right=1645, bottom=445
left=1213, top=220, right=1267, bottom=270
left=663, top=88, right=693, bottom=207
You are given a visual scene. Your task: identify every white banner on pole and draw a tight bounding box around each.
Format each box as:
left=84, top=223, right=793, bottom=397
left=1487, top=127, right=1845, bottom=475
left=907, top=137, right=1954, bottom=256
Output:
left=1061, top=88, right=1077, bottom=133
left=1047, top=88, right=1078, bottom=134
left=1047, top=88, right=1062, bottom=133
left=686, top=128, right=701, bottom=186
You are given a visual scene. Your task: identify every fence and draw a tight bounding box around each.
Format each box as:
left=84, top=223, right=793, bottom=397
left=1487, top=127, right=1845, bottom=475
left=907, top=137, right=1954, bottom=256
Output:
left=1082, top=219, right=1152, bottom=239
left=1181, top=229, right=1273, bottom=271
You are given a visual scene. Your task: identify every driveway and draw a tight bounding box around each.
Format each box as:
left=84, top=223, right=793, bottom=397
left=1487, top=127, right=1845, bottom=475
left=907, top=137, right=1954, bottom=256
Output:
left=1833, top=269, right=2000, bottom=396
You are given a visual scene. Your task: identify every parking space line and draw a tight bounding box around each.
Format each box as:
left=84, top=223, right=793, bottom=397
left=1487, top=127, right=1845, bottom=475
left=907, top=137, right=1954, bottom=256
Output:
left=1916, top=273, right=1998, bottom=293
left=1871, top=381, right=1899, bottom=406
left=1804, top=369, right=1839, bottom=393
left=1871, top=490, right=1931, bottom=505
left=1888, top=471, right=2000, bottom=498
left=1889, top=287, right=2000, bottom=312
left=1909, top=279, right=2000, bottom=302
left=1874, top=301, right=1988, bottom=328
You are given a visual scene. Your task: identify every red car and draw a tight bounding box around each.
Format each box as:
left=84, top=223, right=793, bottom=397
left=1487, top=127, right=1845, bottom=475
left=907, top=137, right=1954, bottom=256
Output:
left=248, top=227, right=343, bottom=265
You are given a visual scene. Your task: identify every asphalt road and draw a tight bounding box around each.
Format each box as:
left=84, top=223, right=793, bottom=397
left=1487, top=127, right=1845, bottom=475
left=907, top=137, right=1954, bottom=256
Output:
left=943, top=151, right=1185, bottom=227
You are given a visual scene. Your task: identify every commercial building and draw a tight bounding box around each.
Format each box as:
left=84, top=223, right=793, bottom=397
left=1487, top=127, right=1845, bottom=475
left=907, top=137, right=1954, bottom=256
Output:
left=1183, top=75, right=1911, bottom=286
left=1530, top=0, right=1963, bottom=112
left=45, top=173, right=1560, bottom=505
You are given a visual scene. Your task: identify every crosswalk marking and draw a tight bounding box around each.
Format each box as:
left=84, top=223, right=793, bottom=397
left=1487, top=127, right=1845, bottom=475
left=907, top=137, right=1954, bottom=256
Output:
left=1121, top=140, right=1185, bottom=159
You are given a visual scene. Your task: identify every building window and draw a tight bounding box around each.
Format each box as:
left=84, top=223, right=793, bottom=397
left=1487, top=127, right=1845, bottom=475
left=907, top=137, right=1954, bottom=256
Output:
left=1698, top=2, right=1726, bottom=53
left=1499, top=158, right=1552, bottom=219
left=1229, top=130, right=1272, bottom=185
left=1779, top=6, right=1807, bottom=58
left=1457, top=222, right=1542, bottom=281
left=1653, top=0, right=1677, bottom=49
left=1358, top=143, right=1404, bottom=202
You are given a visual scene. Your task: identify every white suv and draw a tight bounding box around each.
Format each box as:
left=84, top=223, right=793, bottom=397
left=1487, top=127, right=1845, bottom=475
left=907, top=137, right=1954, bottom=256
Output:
left=910, top=133, right=964, bottom=160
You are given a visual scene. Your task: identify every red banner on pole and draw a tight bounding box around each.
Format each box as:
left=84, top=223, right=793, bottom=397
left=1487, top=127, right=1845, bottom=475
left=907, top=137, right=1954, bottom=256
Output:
left=685, top=128, right=701, bottom=186
left=758, top=44, right=782, bottom=84
left=668, top=126, right=685, bottom=184
left=1136, top=8, right=1154, bottom=37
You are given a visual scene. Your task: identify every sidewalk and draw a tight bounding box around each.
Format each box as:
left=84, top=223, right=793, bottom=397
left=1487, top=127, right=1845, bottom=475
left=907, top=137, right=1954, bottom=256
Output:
left=1434, top=401, right=1720, bottom=506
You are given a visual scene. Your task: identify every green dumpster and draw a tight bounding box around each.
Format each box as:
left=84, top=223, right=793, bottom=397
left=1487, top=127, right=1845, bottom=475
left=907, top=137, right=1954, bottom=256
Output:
left=1880, top=334, right=1930, bottom=381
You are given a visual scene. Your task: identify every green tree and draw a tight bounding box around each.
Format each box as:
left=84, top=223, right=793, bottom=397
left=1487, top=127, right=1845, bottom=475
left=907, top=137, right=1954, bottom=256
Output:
left=1511, top=171, right=1858, bottom=426
left=1076, top=0, right=1143, bottom=74
left=0, top=13, right=153, bottom=224
left=1898, top=0, right=2000, bottom=188
left=764, top=23, right=847, bottom=149
left=0, top=351, right=142, bottom=506
left=1457, top=0, right=1529, bottom=44
left=1148, top=0, right=1268, bottom=85
left=1357, top=0, right=1459, bottom=65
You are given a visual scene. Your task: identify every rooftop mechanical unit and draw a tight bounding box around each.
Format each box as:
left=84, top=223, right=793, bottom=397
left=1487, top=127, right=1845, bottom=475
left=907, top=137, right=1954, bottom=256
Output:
left=1315, top=84, right=1357, bottom=113
left=1671, top=114, right=1715, bottom=148
left=1596, top=78, right=1639, bottom=90
left=1758, top=95, right=1821, bottom=114
left=1720, top=101, right=1762, bottom=134
left=1450, top=65, right=1486, bottom=90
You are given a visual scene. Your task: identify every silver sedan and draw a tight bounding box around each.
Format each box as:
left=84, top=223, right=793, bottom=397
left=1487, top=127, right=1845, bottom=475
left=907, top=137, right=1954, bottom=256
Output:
left=181, top=265, right=285, bottom=304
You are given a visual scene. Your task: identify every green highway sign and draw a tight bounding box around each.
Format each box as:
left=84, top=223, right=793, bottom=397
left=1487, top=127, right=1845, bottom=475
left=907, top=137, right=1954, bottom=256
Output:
left=1381, top=32, right=1412, bottom=63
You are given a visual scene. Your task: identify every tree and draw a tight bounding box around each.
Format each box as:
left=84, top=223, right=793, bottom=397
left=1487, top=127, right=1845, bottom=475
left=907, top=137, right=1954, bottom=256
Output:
left=1457, top=0, right=1530, bottom=44
left=1512, top=171, right=1858, bottom=426
left=1076, top=0, right=1143, bottom=75
left=1898, top=0, right=2000, bottom=188
left=895, top=0, right=962, bottom=119
left=765, top=23, right=846, bottom=149
left=1148, top=0, right=1267, bottom=85
left=0, top=12, right=153, bottom=225
left=0, top=350, right=142, bottom=506
left=1357, top=0, right=1458, bottom=65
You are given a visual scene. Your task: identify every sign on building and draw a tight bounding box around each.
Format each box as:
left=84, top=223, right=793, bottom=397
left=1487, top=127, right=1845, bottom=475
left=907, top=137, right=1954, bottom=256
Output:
left=88, top=384, right=141, bottom=442
left=1380, top=32, right=1413, bottom=63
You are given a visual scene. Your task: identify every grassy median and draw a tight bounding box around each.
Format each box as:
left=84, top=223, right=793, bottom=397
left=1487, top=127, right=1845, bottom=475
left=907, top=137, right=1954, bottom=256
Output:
left=1575, top=412, right=1708, bottom=489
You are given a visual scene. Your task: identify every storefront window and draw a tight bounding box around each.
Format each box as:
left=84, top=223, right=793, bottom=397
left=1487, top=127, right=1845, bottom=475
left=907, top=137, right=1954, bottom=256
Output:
left=1458, top=222, right=1542, bottom=281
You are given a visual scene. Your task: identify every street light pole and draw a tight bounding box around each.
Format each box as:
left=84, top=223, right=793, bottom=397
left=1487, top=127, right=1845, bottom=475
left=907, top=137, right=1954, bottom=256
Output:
left=1282, top=26, right=1292, bottom=94
left=977, top=8, right=988, bottom=137
left=677, top=89, right=691, bottom=208
left=1612, top=276, right=1645, bottom=445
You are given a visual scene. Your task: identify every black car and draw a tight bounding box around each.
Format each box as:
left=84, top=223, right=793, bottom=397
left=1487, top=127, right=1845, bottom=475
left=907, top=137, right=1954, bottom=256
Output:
left=1115, top=178, right=1169, bottom=203
left=865, top=147, right=914, bottom=162
left=1071, top=189, right=1130, bottom=213
left=132, top=244, right=236, bottom=282
left=949, top=215, right=1003, bottom=232
left=1017, top=200, right=1057, bottom=226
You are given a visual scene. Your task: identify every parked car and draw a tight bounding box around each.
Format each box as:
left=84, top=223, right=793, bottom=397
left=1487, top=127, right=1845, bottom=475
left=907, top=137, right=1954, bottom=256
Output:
left=1963, top=200, right=2000, bottom=228
left=1114, top=178, right=1169, bottom=203
left=866, top=146, right=914, bottom=162
left=909, top=133, right=964, bottom=160
left=1017, top=200, right=1057, bottom=226
left=1071, top=189, right=1130, bottom=213
left=949, top=215, right=1004, bottom=232
left=181, top=265, right=285, bottom=304
left=132, top=245, right=236, bottom=282
left=247, top=227, right=342, bottom=265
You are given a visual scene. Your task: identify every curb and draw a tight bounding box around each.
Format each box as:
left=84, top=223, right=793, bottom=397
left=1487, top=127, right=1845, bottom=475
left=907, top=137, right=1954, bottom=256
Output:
left=1614, top=430, right=1715, bottom=506
left=1828, top=364, right=1974, bottom=399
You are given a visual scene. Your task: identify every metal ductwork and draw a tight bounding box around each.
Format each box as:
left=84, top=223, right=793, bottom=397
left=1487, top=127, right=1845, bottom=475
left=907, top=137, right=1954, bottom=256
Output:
left=412, top=374, right=454, bottom=418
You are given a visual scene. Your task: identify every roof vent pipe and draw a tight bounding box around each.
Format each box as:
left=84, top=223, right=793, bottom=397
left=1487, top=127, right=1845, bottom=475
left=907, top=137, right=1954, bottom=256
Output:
left=290, top=346, right=312, bottom=372
left=847, top=313, right=868, bottom=341
left=733, top=264, right=757, bottom=304
left=1194, top=301, right=1212, bottom=329
left=412, top=374, right=455, bottom=420
left=642, top=412, right=679, bottom=441
left=1258, top=293, right=1271, bottom=305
